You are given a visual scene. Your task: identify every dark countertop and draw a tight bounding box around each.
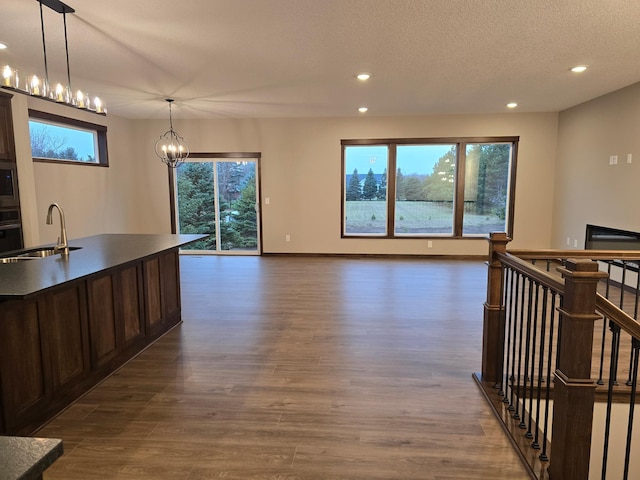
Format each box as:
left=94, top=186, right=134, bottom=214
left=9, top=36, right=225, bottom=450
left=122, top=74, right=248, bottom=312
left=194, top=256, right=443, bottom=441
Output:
left=0, top=437, right=63, bottom=480
left=0, top=234, right=205, bottom=300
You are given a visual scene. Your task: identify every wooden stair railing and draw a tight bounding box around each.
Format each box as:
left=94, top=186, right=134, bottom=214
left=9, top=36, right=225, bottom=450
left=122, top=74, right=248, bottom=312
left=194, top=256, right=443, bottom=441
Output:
left=478, top=232, right=639, bottom=480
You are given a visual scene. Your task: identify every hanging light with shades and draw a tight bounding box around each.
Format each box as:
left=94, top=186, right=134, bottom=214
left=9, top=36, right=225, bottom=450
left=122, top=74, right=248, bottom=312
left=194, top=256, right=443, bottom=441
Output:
left=1, top=0, right=106, bottom=114
left=154, top=98, right=189, bottom=168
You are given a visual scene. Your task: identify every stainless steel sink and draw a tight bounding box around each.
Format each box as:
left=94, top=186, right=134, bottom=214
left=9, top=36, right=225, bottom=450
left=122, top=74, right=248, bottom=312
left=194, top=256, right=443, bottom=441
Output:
left=0, top=257, right=36, bottom=263
left=19, top=249, right=58, bottom=258
left=0, top=246, right=82, bottom=263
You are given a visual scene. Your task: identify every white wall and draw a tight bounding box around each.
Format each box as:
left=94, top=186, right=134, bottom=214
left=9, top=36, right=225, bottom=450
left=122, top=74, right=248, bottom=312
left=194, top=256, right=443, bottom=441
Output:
left=553, top=82, right=640, bottom=249
left=10, top=93, right=559, bottom=255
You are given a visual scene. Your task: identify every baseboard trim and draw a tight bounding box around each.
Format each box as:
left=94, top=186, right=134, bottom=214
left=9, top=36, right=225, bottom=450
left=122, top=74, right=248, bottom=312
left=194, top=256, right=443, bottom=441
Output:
left=262, top=252, right=487, bottom=260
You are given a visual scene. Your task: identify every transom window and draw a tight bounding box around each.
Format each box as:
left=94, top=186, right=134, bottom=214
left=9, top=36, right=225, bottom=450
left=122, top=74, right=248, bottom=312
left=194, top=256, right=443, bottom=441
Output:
left=28, top=110, right=108, bottom=166
left=341, top=137, right=518, bottom=238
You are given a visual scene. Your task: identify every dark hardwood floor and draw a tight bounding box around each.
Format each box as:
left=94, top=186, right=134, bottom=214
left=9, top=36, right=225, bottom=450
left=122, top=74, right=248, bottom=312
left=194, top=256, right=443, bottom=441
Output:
left=36, top=255, right=529, bottom=479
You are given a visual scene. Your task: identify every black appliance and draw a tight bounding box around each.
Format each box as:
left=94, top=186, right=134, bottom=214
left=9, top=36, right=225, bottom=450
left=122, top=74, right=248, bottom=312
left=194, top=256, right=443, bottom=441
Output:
left=0, top=208, right=23, bottom=253
left=0, top=162, right=19, bottom=207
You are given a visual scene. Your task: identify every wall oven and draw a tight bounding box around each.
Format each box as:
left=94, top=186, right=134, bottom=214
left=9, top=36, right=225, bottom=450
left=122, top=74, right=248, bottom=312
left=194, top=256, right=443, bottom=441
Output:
left=0, top=208, right=23, bottom=254
left=0, top=161, right=19, bottom=208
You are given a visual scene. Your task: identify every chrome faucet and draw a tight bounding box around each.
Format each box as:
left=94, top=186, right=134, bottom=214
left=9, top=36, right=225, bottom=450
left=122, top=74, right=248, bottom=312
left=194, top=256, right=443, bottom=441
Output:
left=46, top=203, right=69, bottom=255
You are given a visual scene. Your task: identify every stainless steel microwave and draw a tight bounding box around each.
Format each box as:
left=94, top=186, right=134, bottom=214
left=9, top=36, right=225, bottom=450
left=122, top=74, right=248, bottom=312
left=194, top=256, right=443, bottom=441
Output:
left=0, top=161, right=19, bottom=207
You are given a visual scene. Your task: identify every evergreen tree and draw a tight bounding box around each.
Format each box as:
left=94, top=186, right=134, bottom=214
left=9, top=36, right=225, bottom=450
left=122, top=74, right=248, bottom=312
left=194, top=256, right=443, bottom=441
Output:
left=377, top=168, right=387, bottom=200
left=404, top=176, right=425, bottom=201
left=231, top=175, right=258, bottom=248
left=176, top=163, right=216, bottom=250
left=217, top=162, right=246, bottom=201
left=346, top=168, right=362, bottom=201
left=475, top=144, right=510, bottom=216
left=395, top=168, right=406, bottom=200
left=362, top=168, right=378, bottom=200
left=423, top=147, right=456, bottom=201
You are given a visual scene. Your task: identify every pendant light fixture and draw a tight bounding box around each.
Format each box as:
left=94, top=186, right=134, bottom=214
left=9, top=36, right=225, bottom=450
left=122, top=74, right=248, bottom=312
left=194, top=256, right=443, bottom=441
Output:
left=1, top=0, right=106, bottom=114
left=154, top=99, right=189, bottom=168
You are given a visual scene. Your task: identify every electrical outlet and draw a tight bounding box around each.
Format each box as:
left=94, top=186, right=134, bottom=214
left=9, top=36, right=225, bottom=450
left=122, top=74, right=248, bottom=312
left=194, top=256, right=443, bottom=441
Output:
left=285, top=234, right=291, bottom=242
left=566, top=237, right=571, bottom=246
left=428, top=240, right=433, bottom=248
left=573, top=239, right=578, bottom=248
left=627, top=153, right=633, bottom=164
left=610, top=155, right=618, bottom=165
left=264, top=197, right=270, bottom=205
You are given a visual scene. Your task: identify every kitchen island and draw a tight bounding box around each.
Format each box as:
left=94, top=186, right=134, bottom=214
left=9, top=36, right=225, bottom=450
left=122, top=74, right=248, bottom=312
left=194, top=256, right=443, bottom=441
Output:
left=0, top=234, right=204, bottom=435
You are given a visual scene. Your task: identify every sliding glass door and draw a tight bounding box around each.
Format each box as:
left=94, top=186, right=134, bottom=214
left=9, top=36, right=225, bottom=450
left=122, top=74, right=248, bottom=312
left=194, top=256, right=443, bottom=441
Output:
left=174, top=157, right=260, bottom=254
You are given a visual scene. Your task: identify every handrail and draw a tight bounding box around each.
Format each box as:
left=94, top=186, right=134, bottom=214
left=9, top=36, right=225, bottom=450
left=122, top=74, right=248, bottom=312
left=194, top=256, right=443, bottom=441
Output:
left=509, top=249, right=640, bottom=261
left=496, top=251, right=565, bottom=292
left=504, top=248, right=640, bottom=341
left=596, top=294, right=640, bottom=340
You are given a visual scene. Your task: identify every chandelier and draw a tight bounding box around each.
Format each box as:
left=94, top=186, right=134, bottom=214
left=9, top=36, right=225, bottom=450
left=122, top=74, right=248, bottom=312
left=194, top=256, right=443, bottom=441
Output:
left=1, top=0, right=106, bottom=115
left=154, top=99, right=189, bottom=168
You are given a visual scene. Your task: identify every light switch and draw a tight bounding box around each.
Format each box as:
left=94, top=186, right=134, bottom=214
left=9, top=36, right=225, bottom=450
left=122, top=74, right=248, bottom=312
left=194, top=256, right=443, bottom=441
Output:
left=610, top=155, right=618, bottom=165
left=264, top=197, right=270, bottom=205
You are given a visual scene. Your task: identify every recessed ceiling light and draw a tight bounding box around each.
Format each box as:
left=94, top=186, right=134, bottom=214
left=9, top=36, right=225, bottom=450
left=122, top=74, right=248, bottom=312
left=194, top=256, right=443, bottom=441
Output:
left=571, top=65, right=588, bottom=73
left=506, top=102, right=518, bottom=109
left=358, top=107, right=368, bottom=113
left=356, top=73, right=371, bottom=81
left=0, top=42, right=7, bottom=50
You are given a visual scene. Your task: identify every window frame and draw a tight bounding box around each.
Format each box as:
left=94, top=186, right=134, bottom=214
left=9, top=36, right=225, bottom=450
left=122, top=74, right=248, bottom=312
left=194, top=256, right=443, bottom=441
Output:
left=341, top=136, right=518, bottom=239
left=28, top=109, right=109, bottom=167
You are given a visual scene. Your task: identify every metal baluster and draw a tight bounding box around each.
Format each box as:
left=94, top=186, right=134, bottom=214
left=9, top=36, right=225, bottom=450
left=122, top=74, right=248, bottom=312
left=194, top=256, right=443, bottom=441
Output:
left=519, top=279, right=534, bottom=429
left=539, top=291, right=557, bottom=462
left=499, top=267, right=512, bottom=398
left=634, top=266, right=640, bottom=320
left=622, top=337, right=640, bottom=480
left=509, top=273, right=522, bottom=411
left=532, top=286, right=549, bottom=450
left=514, top=276, right=528, bottom=421
left=601, top=321, right=622, bottom=480
left=597, top=313, right=608, bottom=385
left=526, top=282, right=540, bottom=439
left=495, top=263, right=507, bottom=390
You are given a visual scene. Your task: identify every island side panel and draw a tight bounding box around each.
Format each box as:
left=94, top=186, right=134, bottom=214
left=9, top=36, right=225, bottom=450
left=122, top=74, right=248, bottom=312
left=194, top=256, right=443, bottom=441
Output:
left=144, top=249, right=181, bottom=336
left=0, top=298, right=50, bottom=433
left=0, top=246, right=186, bottom=435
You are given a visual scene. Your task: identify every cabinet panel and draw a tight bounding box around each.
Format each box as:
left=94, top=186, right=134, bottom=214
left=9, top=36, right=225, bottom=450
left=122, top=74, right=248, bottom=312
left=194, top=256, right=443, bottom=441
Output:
left=119, top=264, right=144, bottom=343
left=47, top=285, right=90, bottom=389
left=144, top=257, right=162, bottom=329
left=0, top=94, right=15, bottom=161
left=0, top=299, right=49, bottom=431
left=160, top=250, right=179, bottom=318
left=87, top=274, right=117, bottom=367
left=144, top=250, right=180, bottom=334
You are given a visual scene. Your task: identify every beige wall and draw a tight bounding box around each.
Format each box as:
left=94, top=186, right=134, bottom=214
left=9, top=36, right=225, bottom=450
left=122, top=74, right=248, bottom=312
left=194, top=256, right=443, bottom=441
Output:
left=10, top=92, right=559, bottom=255
left=138, top=112, right=559, bottom=255
left=553, top=82, right=640, bottom=249
left=10, top=94, right=161, bottom=247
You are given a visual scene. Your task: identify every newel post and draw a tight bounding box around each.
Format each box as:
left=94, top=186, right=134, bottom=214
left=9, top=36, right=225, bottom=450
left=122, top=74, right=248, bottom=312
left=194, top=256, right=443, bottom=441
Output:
left=481, top=232, right=510, bottom=384
left=548, top=259, right=607, bottom=480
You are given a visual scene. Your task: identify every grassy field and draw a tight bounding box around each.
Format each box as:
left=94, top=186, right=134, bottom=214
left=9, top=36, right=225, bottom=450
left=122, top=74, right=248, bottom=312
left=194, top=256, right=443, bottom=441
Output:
left=345, top=201, right=505, bottom=234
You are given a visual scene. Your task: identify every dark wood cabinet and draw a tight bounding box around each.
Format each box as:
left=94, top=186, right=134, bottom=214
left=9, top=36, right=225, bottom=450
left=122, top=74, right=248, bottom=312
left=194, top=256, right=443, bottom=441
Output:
left=0, top=90, right=23, bottom=252
left=0, top=92, right=16, bottom=162
left=0, top=298, right=49, bottom=433
left=46, top=284, right=91, bottom=390
left=0, top=248, right=182, bottom=435
left=87, top=264, right=145, bottom=368
left=144, top=249, right=180, bottom=335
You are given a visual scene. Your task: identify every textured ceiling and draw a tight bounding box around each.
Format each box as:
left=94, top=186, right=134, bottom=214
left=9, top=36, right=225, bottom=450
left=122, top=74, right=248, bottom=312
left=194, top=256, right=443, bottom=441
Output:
left=1, top=0, right=640, bottom=119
